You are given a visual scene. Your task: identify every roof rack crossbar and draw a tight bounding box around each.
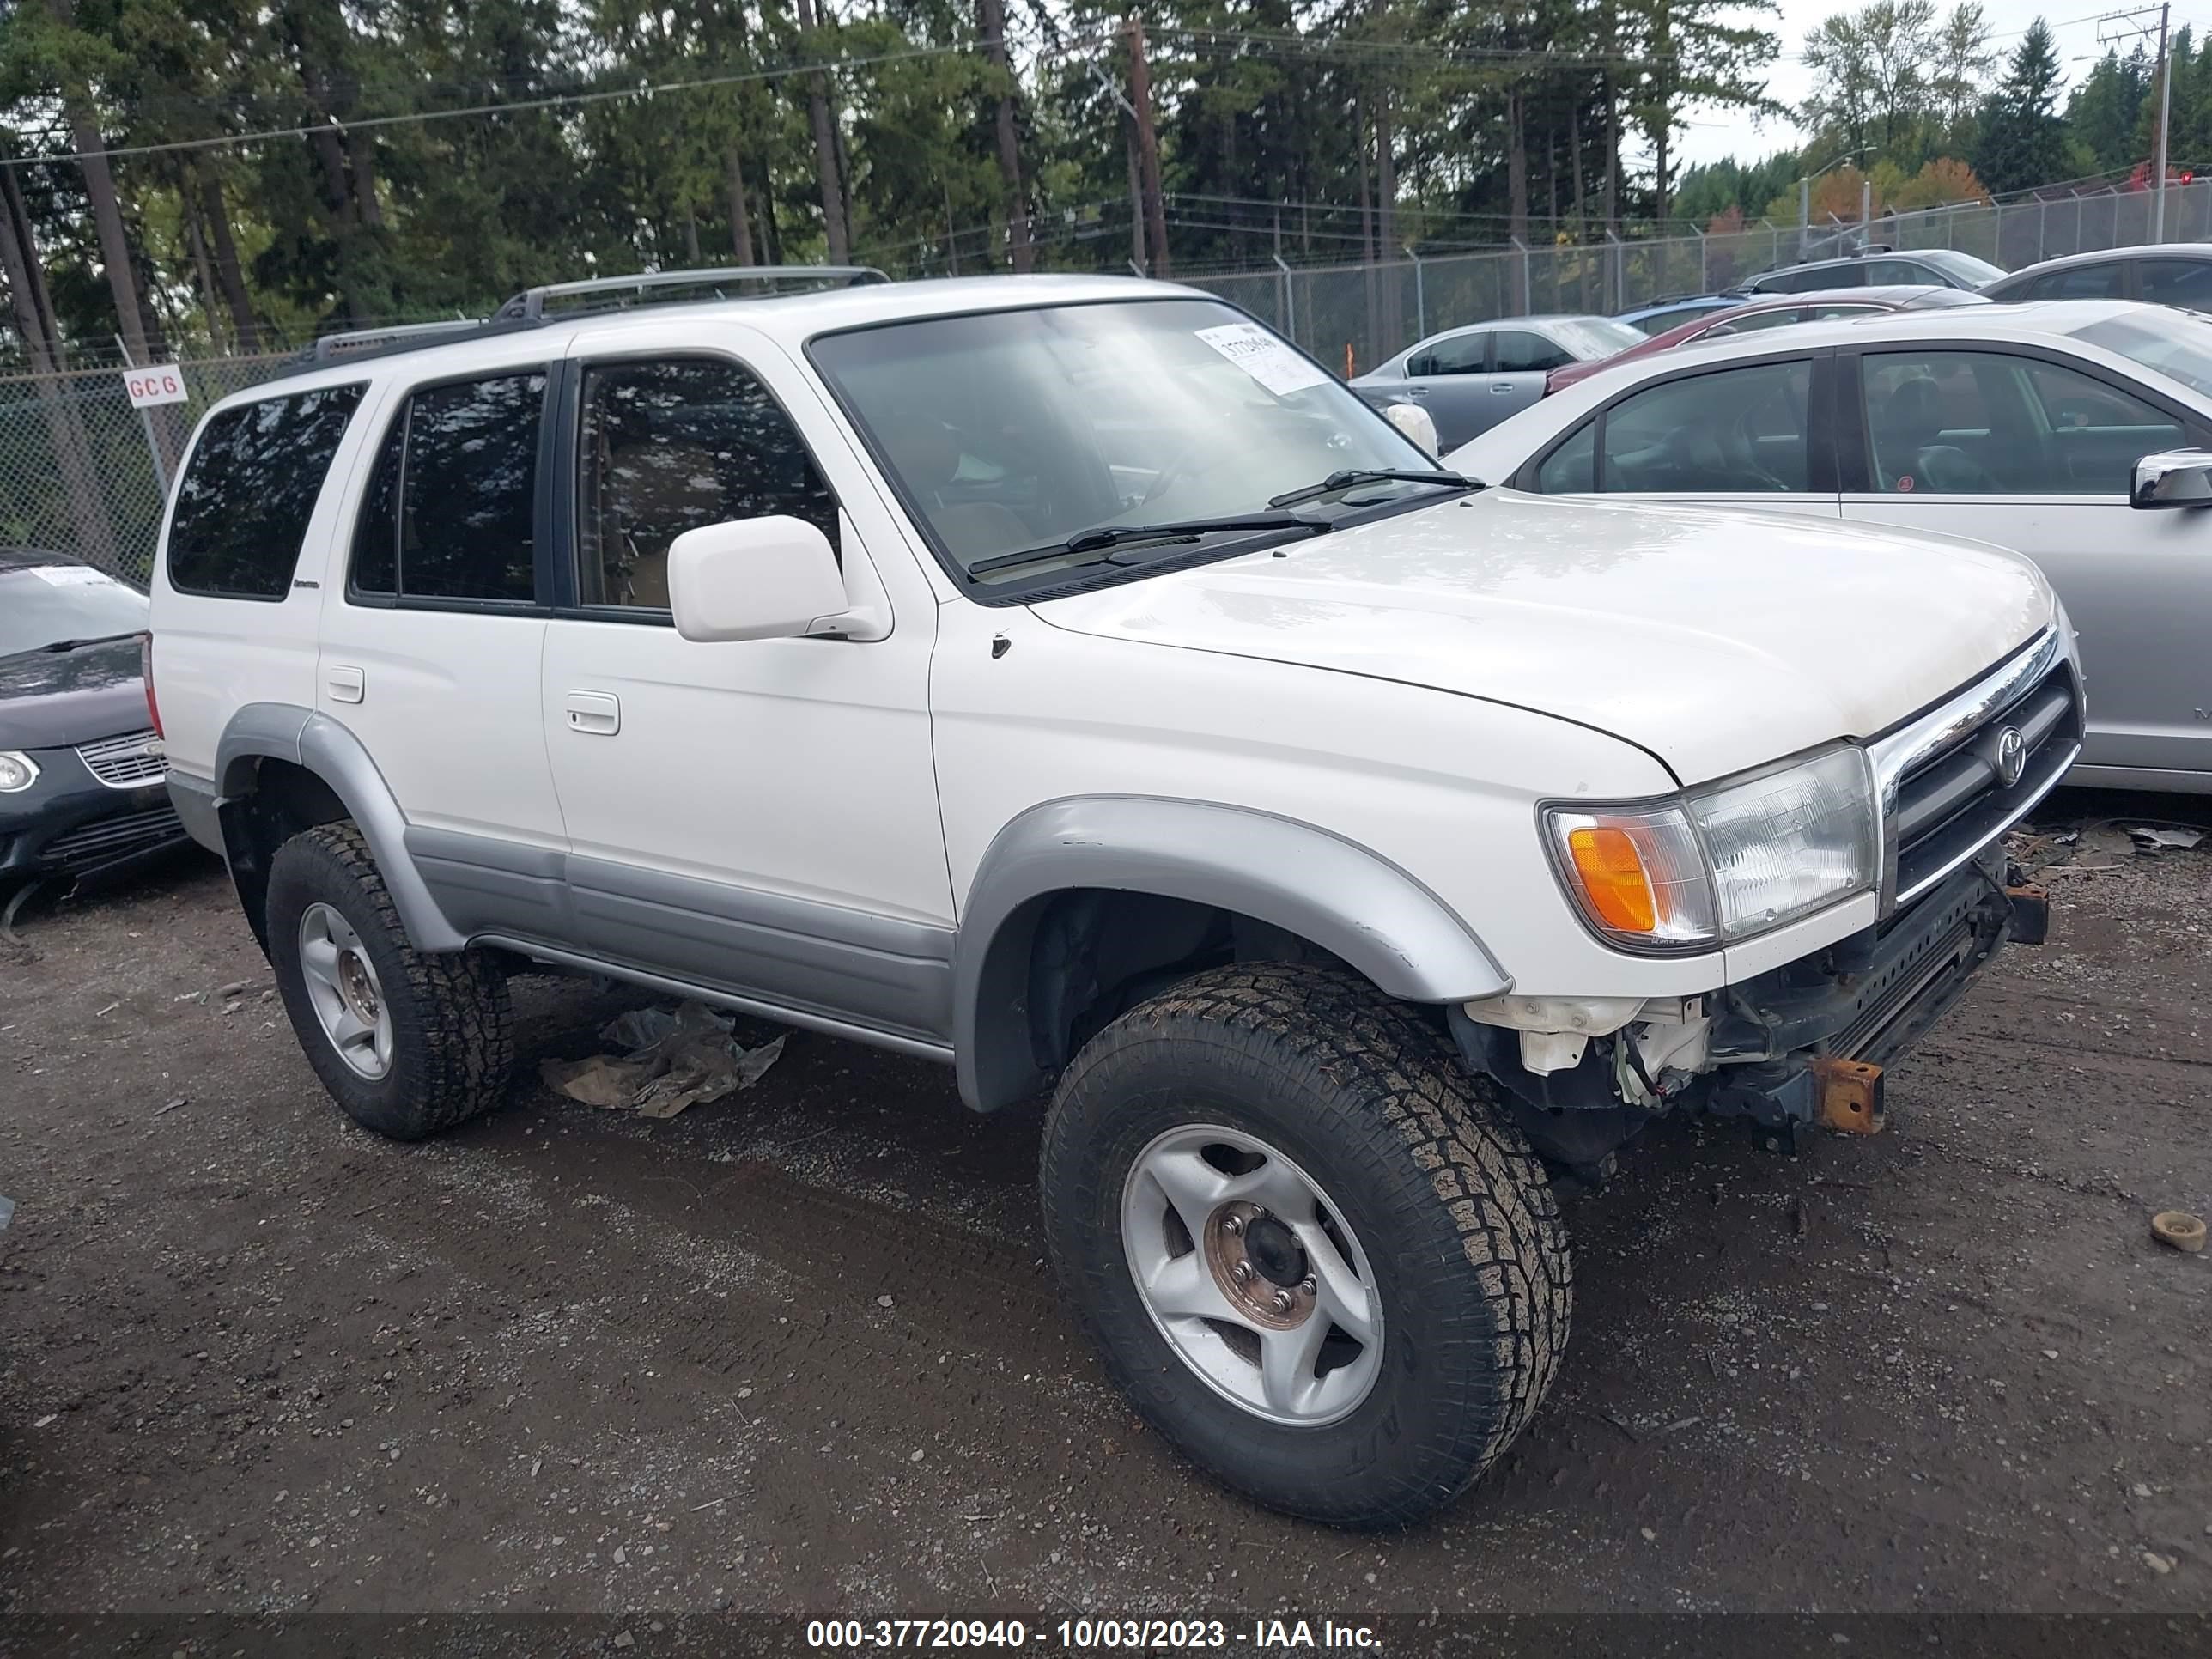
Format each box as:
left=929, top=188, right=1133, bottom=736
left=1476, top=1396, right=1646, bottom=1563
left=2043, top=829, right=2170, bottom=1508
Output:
left=492, top=264, right=890, bottom=322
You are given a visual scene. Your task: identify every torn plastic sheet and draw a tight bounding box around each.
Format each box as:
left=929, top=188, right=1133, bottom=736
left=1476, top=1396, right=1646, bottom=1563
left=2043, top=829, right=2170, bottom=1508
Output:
left=539, top=1000, right=786, bottom=1118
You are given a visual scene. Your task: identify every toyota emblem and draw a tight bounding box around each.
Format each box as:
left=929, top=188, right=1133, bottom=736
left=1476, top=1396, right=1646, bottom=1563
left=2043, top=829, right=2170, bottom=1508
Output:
left=1992, top=726, right=2027, bottom=787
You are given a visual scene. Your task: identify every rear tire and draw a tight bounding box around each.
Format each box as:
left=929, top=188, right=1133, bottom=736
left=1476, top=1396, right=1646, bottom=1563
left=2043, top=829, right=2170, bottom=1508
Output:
left=265, top=823, right=514, bottom=1140
left=1040, top=963, right=1571, bottom=1528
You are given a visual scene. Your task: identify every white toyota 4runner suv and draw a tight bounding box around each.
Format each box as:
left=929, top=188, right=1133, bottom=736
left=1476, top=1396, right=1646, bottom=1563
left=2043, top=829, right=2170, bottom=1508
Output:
left=149, top=270, right=2078, bottom=1528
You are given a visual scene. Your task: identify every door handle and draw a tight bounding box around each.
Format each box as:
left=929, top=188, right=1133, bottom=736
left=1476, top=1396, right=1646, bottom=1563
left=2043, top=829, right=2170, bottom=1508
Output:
left=565, top=691, right=621, bottom=736
left=1490, top=382, right=1517, bottom=394
left=327, top=665, right=364, bottom=704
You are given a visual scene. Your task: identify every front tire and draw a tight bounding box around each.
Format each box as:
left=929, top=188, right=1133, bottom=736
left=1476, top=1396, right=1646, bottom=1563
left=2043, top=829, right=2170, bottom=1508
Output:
left=1040, top=963, right=1571, bottom=1528
left=265, top=823, right=514, bottom=1141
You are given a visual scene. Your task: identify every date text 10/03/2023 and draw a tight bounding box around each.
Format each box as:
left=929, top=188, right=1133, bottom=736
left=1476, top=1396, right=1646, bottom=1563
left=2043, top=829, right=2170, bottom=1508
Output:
left=803, top=1619, right=1383, bottom=1650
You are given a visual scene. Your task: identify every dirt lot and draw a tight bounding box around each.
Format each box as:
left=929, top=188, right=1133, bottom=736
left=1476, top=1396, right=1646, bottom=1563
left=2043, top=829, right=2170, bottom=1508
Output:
left=1, top=789, right=2207, bottom=1632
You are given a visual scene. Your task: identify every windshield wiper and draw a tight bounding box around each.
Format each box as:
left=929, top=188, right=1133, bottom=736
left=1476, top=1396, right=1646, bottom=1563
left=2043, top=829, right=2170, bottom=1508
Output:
left=36, top=631, right=142, bottom=654
left=969, top=513, right=1330, bottom=576
left=1267, top=467, right=1482, bottom=508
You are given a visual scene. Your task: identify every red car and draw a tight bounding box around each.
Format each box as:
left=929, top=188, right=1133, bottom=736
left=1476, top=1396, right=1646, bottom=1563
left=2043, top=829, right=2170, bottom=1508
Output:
left=1547, top=284, right=1990, bottom=395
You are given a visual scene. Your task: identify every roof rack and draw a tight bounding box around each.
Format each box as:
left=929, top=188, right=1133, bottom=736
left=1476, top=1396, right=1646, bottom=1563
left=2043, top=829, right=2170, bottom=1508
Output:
left=491, top=264, right=890, bottom=322
left=266, top=264, right=892, bottom=385
left=305, top=317, right=501, bottom=361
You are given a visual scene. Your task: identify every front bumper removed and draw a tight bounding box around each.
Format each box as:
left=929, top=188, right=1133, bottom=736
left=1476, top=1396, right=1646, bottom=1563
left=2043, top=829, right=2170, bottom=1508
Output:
left=1455, top=847, right=2044, bottom=1169
left=1701, top=847, right=2034, bottom=1136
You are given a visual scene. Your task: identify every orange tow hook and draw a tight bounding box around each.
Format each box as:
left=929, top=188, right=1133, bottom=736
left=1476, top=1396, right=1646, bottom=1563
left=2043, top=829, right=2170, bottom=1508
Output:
left=1810, top=1057, right=1886, bottom=1135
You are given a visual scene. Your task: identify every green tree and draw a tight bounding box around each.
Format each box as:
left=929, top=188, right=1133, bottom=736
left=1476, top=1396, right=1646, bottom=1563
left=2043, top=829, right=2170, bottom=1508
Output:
left=1973, top=17, right=2069, bottom=193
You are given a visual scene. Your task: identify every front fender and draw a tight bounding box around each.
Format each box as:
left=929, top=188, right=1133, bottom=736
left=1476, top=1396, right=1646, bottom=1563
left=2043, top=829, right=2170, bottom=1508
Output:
left=951, top=795, right=1510, bottom=1111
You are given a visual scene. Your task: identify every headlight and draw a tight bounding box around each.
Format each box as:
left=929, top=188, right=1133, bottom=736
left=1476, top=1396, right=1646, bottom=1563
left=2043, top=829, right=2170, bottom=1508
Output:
left=0, top=751, right=38, bottom=793
left=1546, top=746, right=1878, bottom=951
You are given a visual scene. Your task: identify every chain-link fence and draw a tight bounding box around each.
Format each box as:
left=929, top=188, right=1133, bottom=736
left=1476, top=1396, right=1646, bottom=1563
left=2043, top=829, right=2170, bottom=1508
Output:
left=9, top=178, right=2210, bottom=586
left=0, top=353, right=293, bottom=586
left=1186, top=179, right=2212, bottom=374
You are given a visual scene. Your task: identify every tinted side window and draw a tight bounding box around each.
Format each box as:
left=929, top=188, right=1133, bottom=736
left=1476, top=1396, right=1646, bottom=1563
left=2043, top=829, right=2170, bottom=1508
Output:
left=1707, top=307, right=1807, bottom=336
left=1599, top=361, right=1813, bottom=493
left=2138, top=258, right=2212, bottom=307
left=578, top=358, right=840, bottom=610
left=1859, top=349, right=2180, bottom=495
left=1534, top=421, right=1596, bottom=492
left=1494, top=331, right=1571, bottom=373
left=349, top=374, right=545, bottom=604
left=2031, top=263, right=2126, bottom=300
left=167, top=384, right=365, bottom=599
left=1409, top=333, right=1487, bottom=377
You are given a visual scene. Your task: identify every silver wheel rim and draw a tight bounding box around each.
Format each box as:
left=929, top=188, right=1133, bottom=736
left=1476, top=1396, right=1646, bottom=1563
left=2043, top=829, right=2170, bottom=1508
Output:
left=297, top=902, right=394, bottom=1081
left=1121, top=1124, right=1384, bottom=1427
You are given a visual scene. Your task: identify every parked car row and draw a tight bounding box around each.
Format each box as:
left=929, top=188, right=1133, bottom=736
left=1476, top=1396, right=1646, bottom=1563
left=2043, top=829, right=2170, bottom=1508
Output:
left=1354, top=241, right=2212, bottom=448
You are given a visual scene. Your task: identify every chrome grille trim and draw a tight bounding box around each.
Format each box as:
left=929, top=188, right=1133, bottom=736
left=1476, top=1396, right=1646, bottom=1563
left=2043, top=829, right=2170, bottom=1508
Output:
left=1866, top=626, right=2081, bottom=915
left=75, top=729, right=167, bottom=789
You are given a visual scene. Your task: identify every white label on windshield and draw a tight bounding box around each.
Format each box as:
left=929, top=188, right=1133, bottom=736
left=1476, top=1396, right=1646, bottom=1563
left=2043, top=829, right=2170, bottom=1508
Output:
left=1195, top=323, right=1329, bottom=397
left=26, top=563, right=119, bottom=588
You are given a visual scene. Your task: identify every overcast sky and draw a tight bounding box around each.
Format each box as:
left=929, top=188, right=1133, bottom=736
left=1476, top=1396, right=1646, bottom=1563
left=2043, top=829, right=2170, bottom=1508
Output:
left=1670, top=0, right=2186, bottom=169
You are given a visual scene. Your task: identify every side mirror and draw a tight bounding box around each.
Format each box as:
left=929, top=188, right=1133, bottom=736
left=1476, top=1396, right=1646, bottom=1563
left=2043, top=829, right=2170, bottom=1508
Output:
left=668, top=515, right=860, bottom=642
left=1383, top=401, right=1441, bottom=458
left=2130, top=448, right=2212, bottom=509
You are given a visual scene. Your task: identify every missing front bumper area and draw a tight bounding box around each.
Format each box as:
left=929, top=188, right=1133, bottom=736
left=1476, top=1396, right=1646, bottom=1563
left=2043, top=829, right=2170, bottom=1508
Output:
left=1455, top=851, right=2040, bottom=1169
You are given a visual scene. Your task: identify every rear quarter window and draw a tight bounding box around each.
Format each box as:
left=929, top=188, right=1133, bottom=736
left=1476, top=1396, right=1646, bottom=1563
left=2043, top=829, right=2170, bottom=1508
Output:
left=165, top=384, right=366, bottom=599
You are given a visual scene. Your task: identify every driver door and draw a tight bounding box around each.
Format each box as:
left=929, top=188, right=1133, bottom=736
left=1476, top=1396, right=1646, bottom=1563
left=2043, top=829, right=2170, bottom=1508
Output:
left=1838, top=345, right=2212, bottom=781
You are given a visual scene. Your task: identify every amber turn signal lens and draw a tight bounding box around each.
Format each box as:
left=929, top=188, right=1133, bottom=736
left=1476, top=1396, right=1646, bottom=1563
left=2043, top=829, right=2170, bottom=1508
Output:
left=1565, top=825, right=1657, bottom=933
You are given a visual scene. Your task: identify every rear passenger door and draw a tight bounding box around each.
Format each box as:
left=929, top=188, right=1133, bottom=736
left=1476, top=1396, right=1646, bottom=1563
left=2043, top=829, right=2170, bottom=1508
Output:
left=536, top=335, right=954, bottom=1048
left=317, top=357, right=571, bottom=929
left=1517, top=353, right=1842, bottom=520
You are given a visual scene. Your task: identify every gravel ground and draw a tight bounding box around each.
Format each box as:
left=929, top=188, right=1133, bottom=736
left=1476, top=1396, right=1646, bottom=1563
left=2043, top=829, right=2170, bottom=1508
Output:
left=0, top=789, right=2207, bottom=1630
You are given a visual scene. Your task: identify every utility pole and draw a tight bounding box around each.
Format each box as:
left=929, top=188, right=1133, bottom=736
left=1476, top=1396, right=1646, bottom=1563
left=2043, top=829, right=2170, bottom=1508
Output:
left=1127, top=13, right=1170, bottom=278
left=2100, top=3, right=2174, bottom=238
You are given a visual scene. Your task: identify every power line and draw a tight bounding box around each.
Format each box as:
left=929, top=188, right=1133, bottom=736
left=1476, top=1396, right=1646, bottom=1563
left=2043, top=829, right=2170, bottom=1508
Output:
left=0, top=40, right=980, bottom=170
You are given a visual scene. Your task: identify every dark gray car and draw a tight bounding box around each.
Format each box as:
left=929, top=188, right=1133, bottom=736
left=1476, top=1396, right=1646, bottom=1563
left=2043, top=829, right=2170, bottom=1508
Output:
left=1980, top=243, right=2212, bottom=307
left=1349, top=314, right=1646, bottom=448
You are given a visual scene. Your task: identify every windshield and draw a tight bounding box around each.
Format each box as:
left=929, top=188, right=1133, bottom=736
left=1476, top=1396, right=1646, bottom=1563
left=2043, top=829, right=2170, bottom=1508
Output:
left=2074, top=311, right=2212, bottom=398
left=0, top=562, right=147, bottom=658
left=1551, top=317, right=1648, bottom=358
left=808, top=299, right=1431, bottom=585
left=1915, top=248, right=2006, bottom=286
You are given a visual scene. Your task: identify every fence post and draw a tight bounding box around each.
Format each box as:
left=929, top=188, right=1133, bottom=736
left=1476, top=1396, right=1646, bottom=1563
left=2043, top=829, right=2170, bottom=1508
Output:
left=1273, top=253, right=1295, bottom=344
left=1511, top=236, right=1530, bottom=314
left=1403, top=246, right=1424, bottom=338
left=1694, top=228, right=1707, bottom=292
left=1604, top=229, right=1624, bottom=313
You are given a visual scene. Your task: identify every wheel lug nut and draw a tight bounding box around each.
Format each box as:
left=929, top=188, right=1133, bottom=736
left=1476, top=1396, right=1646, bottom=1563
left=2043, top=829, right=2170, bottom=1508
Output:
left=1231, top=1261, right=1252, bottom=1285
left=1299, top=1276, right=1316, bottom=1295
left=1223, top=1215, right=1243, bottom=1237
left=1272, top=1290, right=1294, bottom=1313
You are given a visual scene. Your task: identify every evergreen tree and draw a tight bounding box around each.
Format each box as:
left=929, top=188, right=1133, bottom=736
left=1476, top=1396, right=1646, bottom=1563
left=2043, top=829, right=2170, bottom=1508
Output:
left=1973, top=17, right=2069, bottom=193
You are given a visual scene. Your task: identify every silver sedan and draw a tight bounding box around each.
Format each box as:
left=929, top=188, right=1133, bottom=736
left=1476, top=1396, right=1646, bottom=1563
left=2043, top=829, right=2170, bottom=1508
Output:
left=1447, top=300, right=2212, bottom=793
left=1350, top=314, right=1646, bottom=449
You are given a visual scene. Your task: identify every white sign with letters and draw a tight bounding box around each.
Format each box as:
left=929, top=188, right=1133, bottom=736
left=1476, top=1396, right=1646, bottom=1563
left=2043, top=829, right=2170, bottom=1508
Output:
left=1194, top=323, right=1329, bottom=398
left=121, top=364, right=190, bottom=408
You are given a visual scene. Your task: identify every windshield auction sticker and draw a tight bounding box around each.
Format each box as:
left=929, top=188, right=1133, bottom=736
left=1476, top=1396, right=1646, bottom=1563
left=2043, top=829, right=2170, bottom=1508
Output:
left=1194, top=323, right=1330, bottom=397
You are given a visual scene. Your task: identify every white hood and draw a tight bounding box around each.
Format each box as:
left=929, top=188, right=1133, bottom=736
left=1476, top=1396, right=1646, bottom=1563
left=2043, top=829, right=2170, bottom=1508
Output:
left=1030, top=489, right=2055, bottom=786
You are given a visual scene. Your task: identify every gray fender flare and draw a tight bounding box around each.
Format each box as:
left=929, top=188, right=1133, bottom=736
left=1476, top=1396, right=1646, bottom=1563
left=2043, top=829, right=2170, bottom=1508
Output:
left=951, top=796, right=1510, bottom=1111
left=214, top=702, right=465, bottom=952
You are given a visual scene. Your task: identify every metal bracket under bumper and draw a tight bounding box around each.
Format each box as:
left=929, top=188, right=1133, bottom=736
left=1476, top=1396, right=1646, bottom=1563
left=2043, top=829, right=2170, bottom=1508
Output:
left=1705, top=851, right=2028, bottom=1133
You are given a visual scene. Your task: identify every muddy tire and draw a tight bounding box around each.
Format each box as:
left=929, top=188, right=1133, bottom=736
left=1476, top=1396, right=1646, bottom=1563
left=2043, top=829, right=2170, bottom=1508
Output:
left=265, top=823, right=513, bottom=1141
left=1040, top=962, right=1571, bottom=1528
